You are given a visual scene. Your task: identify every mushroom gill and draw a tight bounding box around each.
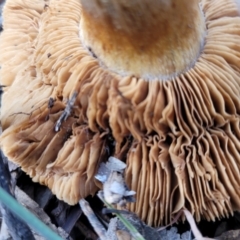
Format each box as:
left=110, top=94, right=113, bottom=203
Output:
left=1, top=0, right=240, bottom=226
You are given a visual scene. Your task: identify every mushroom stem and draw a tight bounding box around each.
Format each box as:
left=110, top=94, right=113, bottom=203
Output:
left=80, top=0, right=206, bottom=80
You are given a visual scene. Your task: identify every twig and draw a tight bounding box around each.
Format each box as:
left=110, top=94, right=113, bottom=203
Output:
left=157, top=208, right=215, bottom=240
left=79, top=199, right=107, bottom=240
left=55, top=92, right=77, bottom=132
left=182, top=209, right=215, bottom=240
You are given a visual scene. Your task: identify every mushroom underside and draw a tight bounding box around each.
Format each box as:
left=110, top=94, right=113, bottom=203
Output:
left=1, top=0, right=240, bottom=226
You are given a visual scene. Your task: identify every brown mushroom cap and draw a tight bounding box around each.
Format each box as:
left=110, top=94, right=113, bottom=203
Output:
left=1, top=0, right=240, bottom=226
left=79, top=0, right=206, bottom=80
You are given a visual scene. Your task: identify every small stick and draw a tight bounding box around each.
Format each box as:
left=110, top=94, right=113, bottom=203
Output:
left=157, top=208, right=215, bottom=240
left=55, top=92, right=77, bottom=132
left=182, top=209, right=215, bottom=240
left=79, top=199, right=107, bottom=240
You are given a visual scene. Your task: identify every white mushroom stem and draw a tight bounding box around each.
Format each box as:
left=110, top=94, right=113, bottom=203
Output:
left=79, top=0, right=206, bottom=80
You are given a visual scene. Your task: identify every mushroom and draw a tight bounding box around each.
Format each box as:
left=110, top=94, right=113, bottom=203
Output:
left=1, top=0, right=240, bottom=226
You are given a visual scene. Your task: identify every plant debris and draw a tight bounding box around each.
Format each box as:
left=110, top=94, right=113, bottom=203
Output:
left=95, top=157, right=136, bottom=207
left=55, top=92, right=78, bottom=132
left=0, top=150, right=34, bottom=240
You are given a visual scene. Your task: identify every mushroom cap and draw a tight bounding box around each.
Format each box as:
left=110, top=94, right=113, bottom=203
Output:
left=79, top=0, right=206, bottom=80
left=1, top=0, right=240, bottom=226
